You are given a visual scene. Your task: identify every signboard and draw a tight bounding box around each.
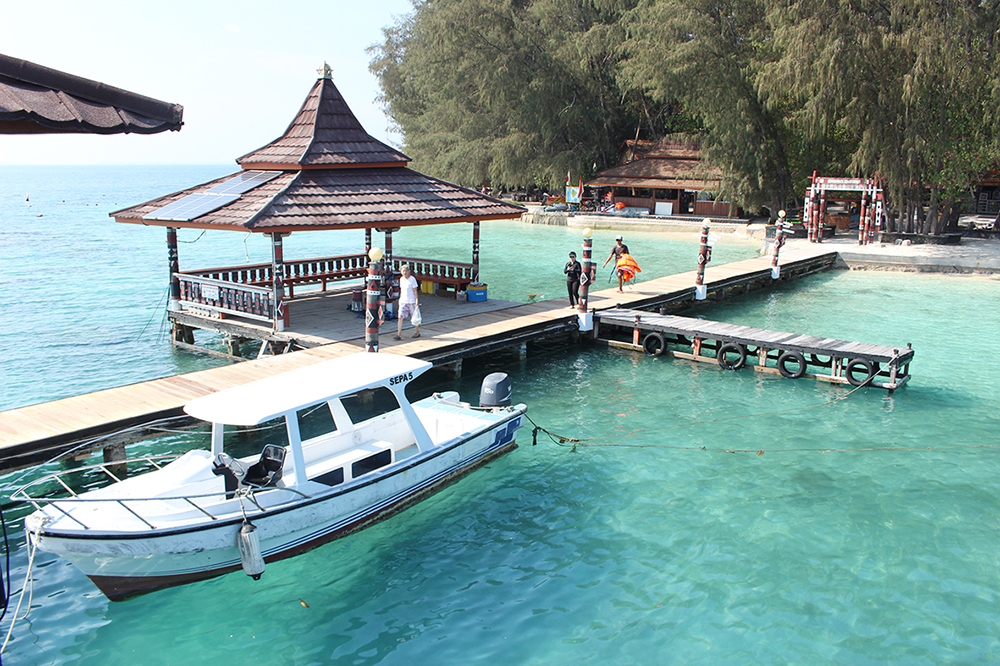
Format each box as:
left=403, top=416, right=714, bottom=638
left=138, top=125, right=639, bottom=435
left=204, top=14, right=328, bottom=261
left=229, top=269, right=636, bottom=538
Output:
left=565, top=185, right=581, bottom=204
left=814, top=177, right=870, bottom=191
left=201, top=284, right=220, bottom=301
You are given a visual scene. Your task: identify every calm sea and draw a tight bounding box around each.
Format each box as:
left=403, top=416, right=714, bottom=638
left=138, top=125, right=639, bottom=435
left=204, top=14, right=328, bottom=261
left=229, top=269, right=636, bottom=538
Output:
left=2, top=166, right=1000, bottom=665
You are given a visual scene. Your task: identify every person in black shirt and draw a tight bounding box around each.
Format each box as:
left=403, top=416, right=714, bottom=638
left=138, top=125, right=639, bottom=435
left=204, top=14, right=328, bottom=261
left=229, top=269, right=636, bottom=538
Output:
left=564, top=251, right=582, bottom=306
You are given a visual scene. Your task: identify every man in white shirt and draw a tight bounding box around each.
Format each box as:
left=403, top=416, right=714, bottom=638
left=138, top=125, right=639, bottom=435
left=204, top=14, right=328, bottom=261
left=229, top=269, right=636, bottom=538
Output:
left=394, top=263, right=420, bottom=340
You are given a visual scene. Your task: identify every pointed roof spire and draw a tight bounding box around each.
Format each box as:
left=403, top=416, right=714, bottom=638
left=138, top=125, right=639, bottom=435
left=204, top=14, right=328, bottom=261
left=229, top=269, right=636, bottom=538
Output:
left=237, top=69, right=408, bottom=169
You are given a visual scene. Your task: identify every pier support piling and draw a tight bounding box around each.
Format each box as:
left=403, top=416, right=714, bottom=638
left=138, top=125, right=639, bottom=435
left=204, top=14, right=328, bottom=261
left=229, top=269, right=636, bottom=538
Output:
left=103, top=443, right=128, bottom=479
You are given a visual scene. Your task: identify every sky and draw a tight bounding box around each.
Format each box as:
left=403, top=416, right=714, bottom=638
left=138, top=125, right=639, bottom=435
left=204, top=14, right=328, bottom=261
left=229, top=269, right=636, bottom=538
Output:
left=1, top=0, right=415, bottom=165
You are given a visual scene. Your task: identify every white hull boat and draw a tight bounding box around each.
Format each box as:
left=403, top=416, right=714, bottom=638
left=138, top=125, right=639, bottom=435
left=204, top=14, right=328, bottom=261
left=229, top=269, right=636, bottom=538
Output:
left=19, top=353, right=526, bottom=600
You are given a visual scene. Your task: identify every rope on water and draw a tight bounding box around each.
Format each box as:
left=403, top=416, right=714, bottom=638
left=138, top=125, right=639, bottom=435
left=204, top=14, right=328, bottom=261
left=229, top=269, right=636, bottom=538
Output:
left=0, top=520, right=42, bottom=656
left=523, top=369, right=956, bottom=455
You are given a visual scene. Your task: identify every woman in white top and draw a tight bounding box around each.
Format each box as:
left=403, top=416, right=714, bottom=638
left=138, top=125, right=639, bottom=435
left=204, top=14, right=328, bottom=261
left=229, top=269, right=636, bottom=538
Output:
left=395, top=263, right=420, bottom=340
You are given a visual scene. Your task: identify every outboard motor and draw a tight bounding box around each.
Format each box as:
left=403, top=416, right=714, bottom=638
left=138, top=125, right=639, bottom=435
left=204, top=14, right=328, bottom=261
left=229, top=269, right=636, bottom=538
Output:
left=479, top=372, right=512, bottom=408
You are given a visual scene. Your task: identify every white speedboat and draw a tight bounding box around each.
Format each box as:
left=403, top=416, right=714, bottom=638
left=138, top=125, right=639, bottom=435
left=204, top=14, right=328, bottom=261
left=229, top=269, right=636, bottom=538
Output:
left=18, top=353, right=526, bottom=600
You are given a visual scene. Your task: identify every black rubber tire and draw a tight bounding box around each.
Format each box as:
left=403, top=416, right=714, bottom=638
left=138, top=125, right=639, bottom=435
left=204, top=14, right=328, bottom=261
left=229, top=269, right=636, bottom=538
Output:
left=642, top=332, right=666, bottom=357
left=809, top=354, right=833, bottom=368
left=777, top=351, right=807, bottom=379
left=846, top=358, right=877, bottom=386
left=717, top=343, right=747, bottom=370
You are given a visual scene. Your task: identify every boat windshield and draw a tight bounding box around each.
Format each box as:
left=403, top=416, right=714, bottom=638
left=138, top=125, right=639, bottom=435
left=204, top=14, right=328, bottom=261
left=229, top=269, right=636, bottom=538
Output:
left=222, top=416, right=290, bottom=459
left=341, top=387, right=401, bottom=425
left=298, top=402, right=340, bottom=441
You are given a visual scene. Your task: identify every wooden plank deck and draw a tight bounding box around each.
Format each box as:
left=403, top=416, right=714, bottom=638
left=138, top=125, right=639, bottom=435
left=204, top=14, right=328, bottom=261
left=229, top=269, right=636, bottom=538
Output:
left=0, top=245, right=839, bottom=466
left=595, top=310, right=914, bottom=364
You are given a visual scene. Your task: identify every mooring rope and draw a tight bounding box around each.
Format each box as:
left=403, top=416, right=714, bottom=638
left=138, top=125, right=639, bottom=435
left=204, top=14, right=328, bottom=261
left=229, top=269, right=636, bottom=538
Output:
left=523, top=370, right=962, bottom=455
left=0, top=521, right=42, bottom=655
left=137, top=285, right=170, bottom=342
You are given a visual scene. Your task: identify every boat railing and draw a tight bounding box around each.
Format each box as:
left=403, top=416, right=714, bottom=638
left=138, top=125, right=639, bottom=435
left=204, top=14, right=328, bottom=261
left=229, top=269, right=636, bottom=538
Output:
left=13, top=453, right=310, bottom=531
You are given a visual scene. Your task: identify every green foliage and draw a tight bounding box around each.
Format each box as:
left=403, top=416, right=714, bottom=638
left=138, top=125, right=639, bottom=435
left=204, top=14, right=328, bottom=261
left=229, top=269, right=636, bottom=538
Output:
left=760, top=0, right=1000, bottom=229
left=372, top=0, right=1000, bottom=224
left=370, top=0, right=680, bottom=189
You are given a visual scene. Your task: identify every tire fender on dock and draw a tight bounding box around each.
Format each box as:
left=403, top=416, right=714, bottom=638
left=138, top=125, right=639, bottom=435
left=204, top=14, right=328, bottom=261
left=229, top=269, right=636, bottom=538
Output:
left=642, top=332, right=666, bottom=356
left=777, top=351, right=807, bottom=379
left=846, top=358, right=877, bottom=386
left=717, top=343, right=747, bottom=370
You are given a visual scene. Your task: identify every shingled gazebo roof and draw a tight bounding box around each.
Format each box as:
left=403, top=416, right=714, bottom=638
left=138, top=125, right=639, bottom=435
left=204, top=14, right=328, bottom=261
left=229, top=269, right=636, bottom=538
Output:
left=0, top=53, right=183, bottom=135
left=112, top=66, right=523, bottom=232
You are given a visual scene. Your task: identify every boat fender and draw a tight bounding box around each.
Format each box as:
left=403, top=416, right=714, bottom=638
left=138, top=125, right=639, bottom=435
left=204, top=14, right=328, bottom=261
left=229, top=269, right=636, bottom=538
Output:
left=642, top=332, right=665, bottom=356
left=238, top=521, right=265, bottom=580
left=480, top=373, right=512, bottom=408
left=717, top=343, right=747, bottom=370
left=846, top=358, right=877, bottom=386
left=777, top=351, right=807, bottom=379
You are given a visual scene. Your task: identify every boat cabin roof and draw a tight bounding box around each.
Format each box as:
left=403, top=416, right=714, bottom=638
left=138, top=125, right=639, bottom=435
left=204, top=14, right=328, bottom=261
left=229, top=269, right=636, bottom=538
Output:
left=184, top=353, right=432, bottom=426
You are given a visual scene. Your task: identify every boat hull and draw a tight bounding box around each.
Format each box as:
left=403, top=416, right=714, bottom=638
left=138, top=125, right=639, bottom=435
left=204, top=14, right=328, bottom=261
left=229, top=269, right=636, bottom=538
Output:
left=28, top=414, right=523, bottom=600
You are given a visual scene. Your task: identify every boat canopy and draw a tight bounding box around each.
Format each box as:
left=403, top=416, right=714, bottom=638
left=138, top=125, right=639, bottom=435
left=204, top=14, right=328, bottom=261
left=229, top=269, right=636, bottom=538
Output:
left=185, top=354, right=432, bottom=426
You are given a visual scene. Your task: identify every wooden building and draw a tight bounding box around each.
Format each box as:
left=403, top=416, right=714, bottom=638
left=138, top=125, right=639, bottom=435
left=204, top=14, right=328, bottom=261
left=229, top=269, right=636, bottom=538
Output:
left=111, top=64, right=524, bottom=347
left=587, top=136, right=741, bottom=218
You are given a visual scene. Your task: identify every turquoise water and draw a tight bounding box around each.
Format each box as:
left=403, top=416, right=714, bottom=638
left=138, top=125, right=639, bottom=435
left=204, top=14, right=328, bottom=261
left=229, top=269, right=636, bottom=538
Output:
left=3, top=167, right=1000, bottom=664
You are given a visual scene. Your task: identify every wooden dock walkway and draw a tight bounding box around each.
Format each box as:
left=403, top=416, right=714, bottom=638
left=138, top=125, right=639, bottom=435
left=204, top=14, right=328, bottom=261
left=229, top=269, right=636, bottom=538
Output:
left=595, top=309, right=913, bottom=391
left=0, top=245, right=838, bottom=470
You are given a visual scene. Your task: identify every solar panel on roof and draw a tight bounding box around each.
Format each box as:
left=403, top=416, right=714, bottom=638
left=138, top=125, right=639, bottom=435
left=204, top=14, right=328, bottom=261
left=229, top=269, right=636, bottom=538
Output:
left=206, top=170, right=281, bottom=196
left=142, top=171, right=280, bottom=222
left=143, top=193, right=240, bottom=222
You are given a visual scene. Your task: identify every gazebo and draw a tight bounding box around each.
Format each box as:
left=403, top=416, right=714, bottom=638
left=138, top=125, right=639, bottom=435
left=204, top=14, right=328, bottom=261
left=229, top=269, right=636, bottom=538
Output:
left=112, top=64, right=524, bottom=349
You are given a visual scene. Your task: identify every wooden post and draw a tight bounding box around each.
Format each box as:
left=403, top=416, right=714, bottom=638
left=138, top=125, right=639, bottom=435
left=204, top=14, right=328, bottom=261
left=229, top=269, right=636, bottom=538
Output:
left=365, top=248, right=383, bottom=353
left=695, top=221, right=710, bottom=300
left=771, top=211, right=786, bottom=279
left=104, top=443, right=127, bottom=479
left=381, top=228, right=394, bottom=318
left=167, top=227, right=180, bottom=311
left=472, top=220, right=481, bottom=281
left=875, top=184, right=884, bottom=240
left=578, top=230, right=593, bottom=312
left=858, top=179, right=869, bottom=246
left=817, top=188, right=827, bottom=243
left=365, top=228, right=372, bottom=254
left=270, top=233, right=288, bottom=332
left=632, top=314, right=641, bottom=346
left=381, top=228, right=397, bottom=268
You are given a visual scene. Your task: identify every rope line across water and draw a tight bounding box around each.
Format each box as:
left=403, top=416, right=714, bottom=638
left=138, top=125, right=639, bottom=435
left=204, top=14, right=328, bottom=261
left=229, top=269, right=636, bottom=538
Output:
left=524, top=372, right=986, bottom=455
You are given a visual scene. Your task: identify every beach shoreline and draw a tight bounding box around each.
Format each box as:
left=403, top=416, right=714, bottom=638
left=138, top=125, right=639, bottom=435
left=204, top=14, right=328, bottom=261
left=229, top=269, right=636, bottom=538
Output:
left=520, top=207, right=1000, bottom=274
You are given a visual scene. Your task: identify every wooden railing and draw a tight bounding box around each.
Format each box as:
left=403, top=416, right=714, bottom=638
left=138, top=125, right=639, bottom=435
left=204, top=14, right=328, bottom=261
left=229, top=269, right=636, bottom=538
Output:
left=175, top=254, right=476, bottom=325
left=176, top=274, right=274, bottom=322
left=181, top=254, right=369, bottom=298
left=391, top=256, right=476, bottom=286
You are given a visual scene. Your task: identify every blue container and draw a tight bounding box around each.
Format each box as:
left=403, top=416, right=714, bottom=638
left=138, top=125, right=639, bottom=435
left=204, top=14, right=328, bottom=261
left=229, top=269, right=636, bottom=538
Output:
left=467, top=285, right=487, bottom=302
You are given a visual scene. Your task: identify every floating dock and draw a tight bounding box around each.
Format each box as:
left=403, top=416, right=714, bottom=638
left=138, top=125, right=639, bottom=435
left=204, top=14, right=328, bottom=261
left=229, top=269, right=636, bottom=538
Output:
left=0, top=246, right=841, bottom=471
left=595, top=309, right=913, bottom=392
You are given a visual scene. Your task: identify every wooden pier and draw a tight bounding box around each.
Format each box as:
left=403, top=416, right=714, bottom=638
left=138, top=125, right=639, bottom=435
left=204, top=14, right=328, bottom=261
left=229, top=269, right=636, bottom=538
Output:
left=595, top=309, right=913, bottom=391
left=0, top=246, right=841, bottom=471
